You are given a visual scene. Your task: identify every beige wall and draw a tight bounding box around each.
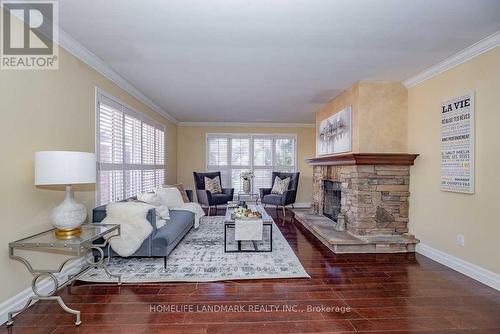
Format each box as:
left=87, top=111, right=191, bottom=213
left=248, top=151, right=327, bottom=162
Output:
left=176, top=126, right=315, bottom=203
left=357, top=82, right=408, bottom=153
left=408, top=47, right=500, bottom=274
left=316, top=82, right=408, bottom=154
left=0, top=37, right=177, bottom=301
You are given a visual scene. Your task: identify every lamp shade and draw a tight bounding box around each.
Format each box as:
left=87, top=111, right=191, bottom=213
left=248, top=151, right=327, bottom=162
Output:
left=35, top=151, right=96, bottom=185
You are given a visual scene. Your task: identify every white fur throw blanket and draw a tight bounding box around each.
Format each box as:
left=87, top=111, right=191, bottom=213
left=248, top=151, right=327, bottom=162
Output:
left=170, top=202, right=205, bottom=229
left=102, top=202, right=154, bottom=257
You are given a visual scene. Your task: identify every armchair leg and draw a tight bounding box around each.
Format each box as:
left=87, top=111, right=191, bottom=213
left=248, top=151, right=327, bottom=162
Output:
left=208, top=206, right=211, bottom=216
left=282, top=206, right=286, bottom=222
left=164, top=256, right=167, bottom=269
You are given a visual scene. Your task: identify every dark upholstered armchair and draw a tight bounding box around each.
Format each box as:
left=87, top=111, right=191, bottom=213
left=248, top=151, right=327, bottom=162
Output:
left=260, top=172, right=300, bottom=217
left=193, top=171, right=234, bottom=215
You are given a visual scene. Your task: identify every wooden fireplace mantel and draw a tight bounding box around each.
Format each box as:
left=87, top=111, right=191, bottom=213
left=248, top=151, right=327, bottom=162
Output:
left=306, top=153, right=419, bottom=166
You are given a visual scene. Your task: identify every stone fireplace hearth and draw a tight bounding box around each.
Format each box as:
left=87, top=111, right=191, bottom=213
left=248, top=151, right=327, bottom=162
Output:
left=294, top=153, right=420, bottom=253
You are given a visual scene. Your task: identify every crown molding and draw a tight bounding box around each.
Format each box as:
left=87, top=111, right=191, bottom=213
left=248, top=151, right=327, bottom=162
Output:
left=178, top=121, right=315, bottom=128
left=58, top=30, right=178, bottom=124
left=403, top=31, right=500, bottom=88
left=3, top=3, right=178, bottom=123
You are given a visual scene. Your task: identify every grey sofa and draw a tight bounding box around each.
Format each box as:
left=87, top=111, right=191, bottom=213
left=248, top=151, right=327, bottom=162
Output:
left=92, top=190, right=195, bottom=268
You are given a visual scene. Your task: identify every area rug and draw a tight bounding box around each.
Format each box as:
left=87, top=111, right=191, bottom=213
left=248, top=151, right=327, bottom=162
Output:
left=78, top=216, right=309, bottom=283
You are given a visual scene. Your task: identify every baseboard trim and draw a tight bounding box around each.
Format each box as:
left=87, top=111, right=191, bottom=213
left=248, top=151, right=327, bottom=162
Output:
left=416, top=243, right=500, bottom=291
left=293, top=202, right=311, bottom=209
left=0, top=258, right=86, bottom=325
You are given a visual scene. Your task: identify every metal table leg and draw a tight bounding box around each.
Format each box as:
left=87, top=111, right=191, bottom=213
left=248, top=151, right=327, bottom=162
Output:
left=7, top=236, right=121, bottom=326
left=7, top=267, right=82, bottom=326
left=89, top=237, right=121, bottom=285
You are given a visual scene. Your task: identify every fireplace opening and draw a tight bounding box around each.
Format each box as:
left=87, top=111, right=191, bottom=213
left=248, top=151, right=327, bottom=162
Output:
left=323, top=180, right=342, bottom=222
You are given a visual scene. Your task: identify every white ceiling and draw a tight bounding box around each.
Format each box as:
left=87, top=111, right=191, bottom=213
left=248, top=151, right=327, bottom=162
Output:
left=58, top=0, right=500, bottom=123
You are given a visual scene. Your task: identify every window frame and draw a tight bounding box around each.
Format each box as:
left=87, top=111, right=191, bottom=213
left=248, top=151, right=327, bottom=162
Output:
left=95, top=88, right=166, bottom=205
left=205, top=133, right=297, bottom=191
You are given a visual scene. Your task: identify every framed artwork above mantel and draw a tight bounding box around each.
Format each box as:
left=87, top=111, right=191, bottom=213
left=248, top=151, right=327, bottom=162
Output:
left=316, top=106, right=352, bottom=156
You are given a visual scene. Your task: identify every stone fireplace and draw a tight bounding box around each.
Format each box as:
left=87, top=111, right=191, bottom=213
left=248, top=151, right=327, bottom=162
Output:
left=297, top=82, right=418, bottom=252
left=295, top=153, right=420, bottom=253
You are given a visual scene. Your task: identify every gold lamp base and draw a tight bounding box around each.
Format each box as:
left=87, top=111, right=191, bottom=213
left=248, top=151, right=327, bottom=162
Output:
left=54, top=227, right=82, bottom=239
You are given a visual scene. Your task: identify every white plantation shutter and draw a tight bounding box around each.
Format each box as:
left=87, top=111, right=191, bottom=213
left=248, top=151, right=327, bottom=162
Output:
left=253, top=169, right=273, bottom=190
left=207, top=137, right=230, bottom=186
left=99, top=103, right=123, bottom=164
left=142, top=123, right=155, bottom=165
left=207, top=137, right=228, bottom=166
left=125, top=170, right=142, bottom=198
left=156, top=169, right=165, bottom=187
left=206, top=134, right=296, bottom=195
left=253, top=137, right=274, bottom=190
left=124, top=114, right=141, bottom=164
left=97, top=91, right=166, bottom=205
left=155, top=128, right=165, bottom=187
left=275, top=137, right=295, bottom=171
left=142, top=169, right=156, bottom=193
left=231, top=138, right=250, bottom=166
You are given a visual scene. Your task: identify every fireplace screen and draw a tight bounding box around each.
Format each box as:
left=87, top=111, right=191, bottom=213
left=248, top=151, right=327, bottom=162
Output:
left=323, top=180, right=341, bottom=222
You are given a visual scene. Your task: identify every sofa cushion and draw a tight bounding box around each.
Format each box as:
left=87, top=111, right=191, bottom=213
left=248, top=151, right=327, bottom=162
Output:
left=152, top=210, right=194, bottom=247
left=211, top=193, right=232, bottom=205
left=262, top=194, right=285, bottom=206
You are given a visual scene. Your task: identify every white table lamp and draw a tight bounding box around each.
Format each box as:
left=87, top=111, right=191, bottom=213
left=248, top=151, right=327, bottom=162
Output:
left=35, top=151, right=96, bottom=238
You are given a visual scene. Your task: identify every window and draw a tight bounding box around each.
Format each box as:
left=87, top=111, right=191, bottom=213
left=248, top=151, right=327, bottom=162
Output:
left=97, top=91, right=165, bottom=205
left=206, top=134, right=296, bottom=192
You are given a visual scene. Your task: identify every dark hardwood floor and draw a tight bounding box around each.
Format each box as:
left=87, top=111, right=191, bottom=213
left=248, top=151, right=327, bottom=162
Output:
left=2, top=208, right=499, bottom=333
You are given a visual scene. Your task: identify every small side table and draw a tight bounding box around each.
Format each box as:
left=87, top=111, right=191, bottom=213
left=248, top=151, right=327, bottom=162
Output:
left=7, top=224, right=121, bottom=326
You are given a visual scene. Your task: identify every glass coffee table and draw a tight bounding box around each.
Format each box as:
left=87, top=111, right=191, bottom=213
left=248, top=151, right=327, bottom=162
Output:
left=7, top=223, right=121, bottom=326
left=224, top=204, right=273, bottom=252
left=237, top=192, right=260, bottom=203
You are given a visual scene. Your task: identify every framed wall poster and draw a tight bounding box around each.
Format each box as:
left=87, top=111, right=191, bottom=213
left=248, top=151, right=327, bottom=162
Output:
left=317, top=106, right=352, bottom=156
left=440, top=92, right=475, bottom=194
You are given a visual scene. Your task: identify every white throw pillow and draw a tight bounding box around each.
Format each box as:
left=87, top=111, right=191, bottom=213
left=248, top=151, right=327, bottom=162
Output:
left=137, top=192, right=162, bottom=207
left=137, top=192, right=169, bottom=221
left=271, top=176, right=291, bottom=195
left=155, top=187, right=184, bottom=208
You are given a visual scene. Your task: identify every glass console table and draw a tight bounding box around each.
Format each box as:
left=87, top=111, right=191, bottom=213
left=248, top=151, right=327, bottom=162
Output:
left=237, top=192, right=260, bottom=203
left=7, top=224, right=121, bottom=326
